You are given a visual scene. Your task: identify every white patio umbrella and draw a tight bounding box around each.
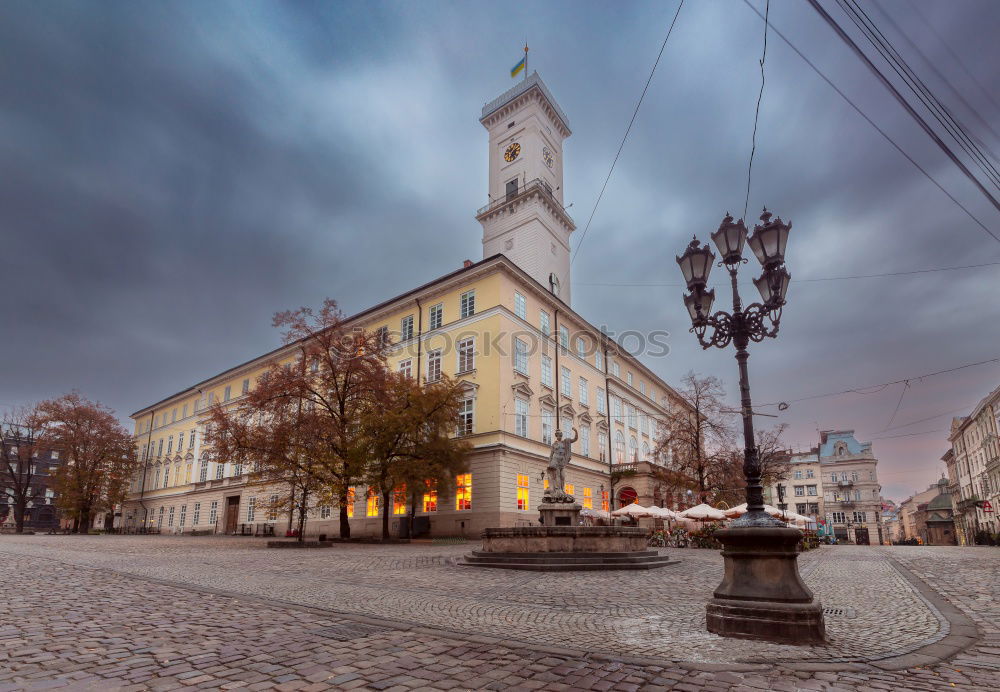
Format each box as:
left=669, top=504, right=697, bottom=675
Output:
left=610, top=503, right=655, bottom=519
left=677, top=503, right=728, bottom=522
left=580, top=508, right=611, bottom=520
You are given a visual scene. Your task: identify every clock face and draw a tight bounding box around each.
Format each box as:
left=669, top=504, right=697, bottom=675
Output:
left=542, top=147, right=554, bottom=168
left=504, top=142, right=521, bottom=162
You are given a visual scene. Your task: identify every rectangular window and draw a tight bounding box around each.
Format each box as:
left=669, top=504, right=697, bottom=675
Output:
left=346, top=488, right=355, bottom=518
left=542, top=410, right=553, bottom=445
left=457, top=338, right=475, bottom=373
left=851, top=471, right=859, bottom=481
left=640, top=414, right=649, bottom=437
left=541, top=355, right=553, bottom=387
left=166, top=437, right=173, bottom=455
left=576, top=337, right=586, bottom=358
left=627, top=372, right=634, bottom=387
left=215, top=461, right=225, bottom=480
left=794, top=470, right=803, bottom=479
left=375, top=326, right=389, bottom=347
left=192, top=503, right=201, bottom=525
left=209, top=501, right=218, bottom=525
left=559, top=325, right=569, bottom=349
left=517, top=474, right=530, bottom=510
left=514, top=292, right=526, bottom=319
left=162, top=468, right=169, bottom=489
left=595, top=351, right=603, bottom=370
left=242, top=378, right=250, bottom=395
left=367, top=488, right=380, bottom=517
left=613, top=397, right=622, bottom=424
left=560, top=366, right=571, bottom=397
left=460, top=290, right=475, bottom=318
left=320, top=505, right=331, bottom=519
left=515, top=399, right=529, bottom=437
left=578, top=378, right=588, bottom=406
left=182, top=404, right=188, bottom=418
left=831, top=473, right=838, bottom=483
left=393, top=487, right=406, bottom=515
left=564, top=483, right=574, bottom=496
left=506, top=177, right=518, bottom=199
left=168, top=506, right=175, bottom=527
left=456, top=474, right=472, bottom=510
left=223, top=385, right=231, bottom=402
left=854, top=489, right=862, bottom=501
left=599, top=433, right=608, bottom=462
left=422, top=481, right=437, bottom=512
left=177, top=432, right=184, bottom=451
left=199, top=457, right=208, bottom=482
left=853, top=511, right=866, bottom=523
left=246, top=497, right=256, bottom=523
left=157, top=507, right=164, bottom=528
left=611, top=361, right=620, bottom=377
left=807, top=485, right=817, bottom=496
left=514, top=338, right=529, bottom=374
left=832, top=511, right=846, bottom=524
left=583, top=487, right=593, bottom=509
left=233, top=462, right=243, bottom=477
left=581, top=427, right=590, bottom=456
left=597, top=388, right=606, bottom=414
left=429, top=303, right=443, bottom=330
left=540, top=310, right=550, bottom=336
left=267, top=494, right=278, bottom=521
left=399, top=359, right=413, bottom=379
left=797, top=503, right=807, bottom=515
left=458, top=399, right=474, bottom=435
left=806, top=469, right=814, bottom=479
left=179, top=505, right=187, bottom=527
left=640, top=382, right=647, bottom=397
left=627, top=405, right=636, bottom=429
left=601, top=490, right=610, bottom=511
left=427, top=349, right=442, bottom=382
left=401, top=314, right=414, bottom=341
left=172, top=408, right=177, bottom=423
left=794, top=486, right=805, bottom=497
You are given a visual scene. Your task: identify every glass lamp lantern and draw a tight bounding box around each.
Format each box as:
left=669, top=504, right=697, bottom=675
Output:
left=753, top=266, right=791, bottom=307
left=676, top=237, right=716, bottom=290
left=711, top=214, right=749, bottom=266
left=747, top=209, right=791, bottom=268
left=684, top=288, right=716, bottom=324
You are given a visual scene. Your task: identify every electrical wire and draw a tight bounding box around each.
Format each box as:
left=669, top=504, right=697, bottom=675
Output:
left=575, top=258, right=1000, bottom=287
left=868, top=428, right=947, bottom=441
left=739, top=0, right=998, bottom=244
left=805, top=0, right=1000, bottom=220
left=880, top=380, right=909, bottom=432
left=571, top=0, right=684, bottom=266
left=743, top=0, right=770, bottom=221
left=837, top=0, right=1000, bottom=190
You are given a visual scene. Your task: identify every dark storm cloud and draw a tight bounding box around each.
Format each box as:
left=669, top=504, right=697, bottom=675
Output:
left=1, top=0, right=998, bottom=501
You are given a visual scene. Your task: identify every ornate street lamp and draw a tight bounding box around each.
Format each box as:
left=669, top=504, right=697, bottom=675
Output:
left=675, top=209, right=825, bottom=645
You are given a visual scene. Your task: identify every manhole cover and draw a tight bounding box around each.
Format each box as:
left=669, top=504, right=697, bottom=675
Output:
left=823, top=607, right=857, bottom=618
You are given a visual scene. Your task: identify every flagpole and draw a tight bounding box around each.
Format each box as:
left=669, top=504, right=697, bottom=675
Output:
left=524, top=42, right=529, bottom=81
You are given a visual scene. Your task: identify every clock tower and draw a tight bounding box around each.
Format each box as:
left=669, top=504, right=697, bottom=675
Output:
left=477, top=72, right=576, bottom=304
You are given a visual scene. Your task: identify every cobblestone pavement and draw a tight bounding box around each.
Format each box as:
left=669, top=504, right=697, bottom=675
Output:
left=0, top=536, right=996, bottom=690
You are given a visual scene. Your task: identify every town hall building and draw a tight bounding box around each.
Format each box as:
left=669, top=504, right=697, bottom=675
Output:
left=122, top=73, right=691, bottom=537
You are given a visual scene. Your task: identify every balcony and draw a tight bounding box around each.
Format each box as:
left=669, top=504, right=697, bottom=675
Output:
left=956, top=495, right=982, bottom=512
left=837, top=499, right=856, bottom=507
left=475, top=178, right=574, bottom=224
left=837, top=479, right=854, bottom=488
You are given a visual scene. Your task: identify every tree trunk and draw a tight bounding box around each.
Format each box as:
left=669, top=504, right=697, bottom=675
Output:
left=287, top=485, right=296, bottom=534
left=381, top=487, right=391, bottom=541
left=14, top=499, right=25, bottom=534
left=297, top=489, right=308, bottom=542
left=339, top=492, right=351, bottom=538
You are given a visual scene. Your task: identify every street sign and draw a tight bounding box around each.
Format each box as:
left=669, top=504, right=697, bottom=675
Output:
left=983, top=500, right=994, bottom=513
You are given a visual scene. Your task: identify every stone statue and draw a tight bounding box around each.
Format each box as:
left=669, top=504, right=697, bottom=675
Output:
left=543, top=428, right=577, bottom=503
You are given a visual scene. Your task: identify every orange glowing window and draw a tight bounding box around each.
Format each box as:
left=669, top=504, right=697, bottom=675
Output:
left=517, top=474, right=530, bottom=510
left=366, top=488, right=379, bottom=517
left=456, top=473, right=472, bottom=511
left=601, top=490, right=609, bottom=512
left=346, top=488, right=355, bottom=518
left=543, top=478, right=549, bottom=490
left=564, top=483, right=574, bottom=496
left=393, top=485, right=406, bottom=515
left=423, top=479, right=438, bottom=512
left=583, top=487, right=593, bottom=509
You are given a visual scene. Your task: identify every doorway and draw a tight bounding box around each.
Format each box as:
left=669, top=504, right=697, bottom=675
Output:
left=225, top=496, right=240, bottom=534
left=855, top=527, right=870, bottom=545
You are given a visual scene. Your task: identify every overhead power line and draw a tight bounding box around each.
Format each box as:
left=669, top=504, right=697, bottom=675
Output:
left=743, top=0, right=770, bottom=220
left=805, top=0, right=1000, bottom=222
left=739, top=0, right=999, bottom=245
left=571, top=0, right=684, bottom=266
left=575, top=258, right=1000, bottom=287
left=837, top=0, right=1000, bottom=190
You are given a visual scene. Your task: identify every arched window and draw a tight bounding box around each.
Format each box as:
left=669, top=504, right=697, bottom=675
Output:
left=641, top=441, right=650, bottom=460
left=618, top=486, right=638, bottom=507
left=615, top=431, right=625, bottom=464
left=629, top=436, right=638, bottom=461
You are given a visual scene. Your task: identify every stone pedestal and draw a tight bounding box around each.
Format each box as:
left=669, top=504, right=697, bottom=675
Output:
left=706, top=526, right=826, bottom=644
left=538, top=500, right=582, bottom=527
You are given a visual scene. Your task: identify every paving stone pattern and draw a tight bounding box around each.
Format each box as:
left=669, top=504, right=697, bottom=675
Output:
left=0, top=537, right=996, bottom=690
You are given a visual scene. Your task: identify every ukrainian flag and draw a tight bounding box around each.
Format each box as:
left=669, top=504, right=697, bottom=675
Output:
left=510, top=56, right=526, bottom=78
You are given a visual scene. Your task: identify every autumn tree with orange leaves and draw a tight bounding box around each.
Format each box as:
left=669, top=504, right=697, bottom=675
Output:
left=34, top=393, right=137, bottom=532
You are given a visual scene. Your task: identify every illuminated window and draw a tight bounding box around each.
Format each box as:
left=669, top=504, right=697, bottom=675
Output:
left=564, top=483, right=574, bottom=496
left=366, top=488, right=379, bottom=517
left=601, top=490, right=609, bottom=511
left=393, top=486, right=407, bottom=515
left=544, top=477, right=549, bottom=490
left=456, top=474, right=472, bottom=510
left=423, top=480, right=438, bottom=512
left=346, top=488, right=355, bottom=517
left=517, top=474, right=530, bottom=510
left=583, top=487, right=593, bottom=509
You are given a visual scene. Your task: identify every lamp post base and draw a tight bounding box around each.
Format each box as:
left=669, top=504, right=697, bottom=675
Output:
left=706, top=526, right=826, bottom=645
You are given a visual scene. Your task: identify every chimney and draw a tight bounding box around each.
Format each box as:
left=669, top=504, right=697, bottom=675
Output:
left=463, top=259, right=473, bottom=268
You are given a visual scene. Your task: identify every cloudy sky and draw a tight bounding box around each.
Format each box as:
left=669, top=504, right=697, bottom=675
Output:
left=2, top=0, right=999, bottom=501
